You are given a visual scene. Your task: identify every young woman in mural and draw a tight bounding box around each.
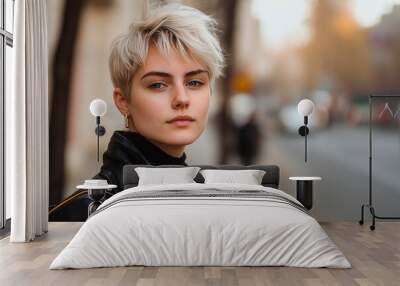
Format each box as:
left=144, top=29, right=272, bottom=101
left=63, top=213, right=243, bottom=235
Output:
left=49, top=3, right=224, bottom=221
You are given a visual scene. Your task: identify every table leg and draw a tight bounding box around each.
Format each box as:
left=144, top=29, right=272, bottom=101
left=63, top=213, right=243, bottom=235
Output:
left=87, top=188, right=106, bottom=216
left=296, top=181, right=313, bottom=210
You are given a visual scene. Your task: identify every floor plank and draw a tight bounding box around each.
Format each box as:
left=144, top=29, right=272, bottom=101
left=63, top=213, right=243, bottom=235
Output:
left=0, top=222, right=399, bottom=286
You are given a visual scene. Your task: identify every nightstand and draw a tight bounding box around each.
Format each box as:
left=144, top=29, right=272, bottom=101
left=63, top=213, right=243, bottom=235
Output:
left=289, top=177, right=321, bottom=210
left=77, top=180, right=117, bottom=216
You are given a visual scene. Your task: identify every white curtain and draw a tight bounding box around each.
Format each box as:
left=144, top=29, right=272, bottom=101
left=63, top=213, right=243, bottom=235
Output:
left=7, top=0, right=49, bottom=242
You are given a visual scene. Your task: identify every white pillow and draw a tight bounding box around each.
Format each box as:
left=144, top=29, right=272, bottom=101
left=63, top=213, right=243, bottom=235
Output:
left=200, top=169, right=266, bottom=185
left=135, top=167, right=201, bottom=186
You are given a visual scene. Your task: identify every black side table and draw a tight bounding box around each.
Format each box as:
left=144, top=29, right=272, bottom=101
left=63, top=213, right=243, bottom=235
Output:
left=77, top=180, right=117, bottom=217
left=289, top=177, right=321, bottom=210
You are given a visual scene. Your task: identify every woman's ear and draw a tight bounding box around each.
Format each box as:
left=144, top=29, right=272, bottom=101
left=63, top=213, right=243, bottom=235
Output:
left=113, top=87, right=130, bottom=115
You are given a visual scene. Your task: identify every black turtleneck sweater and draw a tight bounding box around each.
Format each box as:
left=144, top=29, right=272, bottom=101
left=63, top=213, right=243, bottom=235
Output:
left=49, top=130, right=187, bottom=222
left=93, top=130, right=188, bottom=194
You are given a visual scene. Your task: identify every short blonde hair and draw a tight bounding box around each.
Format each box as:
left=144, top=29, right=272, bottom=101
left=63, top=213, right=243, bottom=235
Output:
left=109, top=3, right=225, bottom=98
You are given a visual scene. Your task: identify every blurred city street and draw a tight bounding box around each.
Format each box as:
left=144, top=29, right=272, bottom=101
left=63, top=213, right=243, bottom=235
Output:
left=41, top=0, right=400, bottom=222
left=260, top=124, right=400, bottom=222
left=188, top=119, right=400, bottom=222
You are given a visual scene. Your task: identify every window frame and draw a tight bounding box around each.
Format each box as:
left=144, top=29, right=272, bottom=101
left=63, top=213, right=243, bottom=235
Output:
left=0, top=0, right=14, bottom=234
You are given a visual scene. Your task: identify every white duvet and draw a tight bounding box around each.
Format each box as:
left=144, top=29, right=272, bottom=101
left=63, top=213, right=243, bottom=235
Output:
left=50, top=183, right=351, bottom=269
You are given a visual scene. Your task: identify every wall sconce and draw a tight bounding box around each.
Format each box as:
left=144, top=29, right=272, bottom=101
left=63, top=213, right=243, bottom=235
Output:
left=89, top=99, right=107, bottom=162
left=297, top=99, right=315, bottom=162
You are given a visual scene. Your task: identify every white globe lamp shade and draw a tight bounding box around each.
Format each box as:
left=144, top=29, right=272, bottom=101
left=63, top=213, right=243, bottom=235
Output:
left=90, top=99, right=107, bottom=117
left=298, top=99, right=315, bottom=116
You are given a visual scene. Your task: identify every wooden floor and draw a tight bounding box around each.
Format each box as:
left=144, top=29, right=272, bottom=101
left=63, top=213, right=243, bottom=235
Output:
left=0, top=222, right=399, bottom=286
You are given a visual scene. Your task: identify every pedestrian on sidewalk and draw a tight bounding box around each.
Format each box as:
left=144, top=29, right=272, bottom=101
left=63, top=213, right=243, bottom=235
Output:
left=229, top=90, right=261, bottom=165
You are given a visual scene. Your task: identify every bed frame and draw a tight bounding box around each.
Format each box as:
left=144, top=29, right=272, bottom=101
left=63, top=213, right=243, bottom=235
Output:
left=122, top=165, right=280, bottom=189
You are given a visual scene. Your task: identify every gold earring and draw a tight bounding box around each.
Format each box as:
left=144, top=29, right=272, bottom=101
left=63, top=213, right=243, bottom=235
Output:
left=124, top=113, right=129, bottom=129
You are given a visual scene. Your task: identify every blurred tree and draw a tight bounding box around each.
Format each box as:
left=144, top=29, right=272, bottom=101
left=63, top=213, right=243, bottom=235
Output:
left=302, top=0, right=372, bottom=94
left=216, top=0, right=238, bottom=164
left=49, top=0, right=88, bottom=207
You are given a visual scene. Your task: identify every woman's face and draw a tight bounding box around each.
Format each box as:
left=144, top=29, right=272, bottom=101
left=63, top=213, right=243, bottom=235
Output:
left=126, top=45, right=210, bottom=154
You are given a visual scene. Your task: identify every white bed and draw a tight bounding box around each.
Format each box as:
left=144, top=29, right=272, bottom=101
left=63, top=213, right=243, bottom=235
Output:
left=49, top=182, right=351, bottom=269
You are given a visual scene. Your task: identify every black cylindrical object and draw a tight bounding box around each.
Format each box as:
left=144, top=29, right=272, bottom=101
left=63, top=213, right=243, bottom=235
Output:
left=87, top=188, right=106, bottom=216
left=296, top=180, right=313, bottom=210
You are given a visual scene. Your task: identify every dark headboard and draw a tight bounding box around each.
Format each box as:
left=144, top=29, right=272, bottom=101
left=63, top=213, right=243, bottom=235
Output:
left=123, top=164, right=280, bottom=189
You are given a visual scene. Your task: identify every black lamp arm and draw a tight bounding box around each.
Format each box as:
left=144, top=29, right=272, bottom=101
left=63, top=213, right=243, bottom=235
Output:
left=94, top=116, right=106, bottom=162
left=97, top=116, right=100, bottom=162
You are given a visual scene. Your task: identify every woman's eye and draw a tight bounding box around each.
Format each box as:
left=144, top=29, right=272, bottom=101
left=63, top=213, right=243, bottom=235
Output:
left=187, top=80, right=204, bottom=88
left=148, top=82, right=166, bottom=89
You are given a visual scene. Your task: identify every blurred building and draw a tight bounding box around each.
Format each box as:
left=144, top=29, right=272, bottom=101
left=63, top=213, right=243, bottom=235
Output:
left=368, top=4, right=400, bottom=92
